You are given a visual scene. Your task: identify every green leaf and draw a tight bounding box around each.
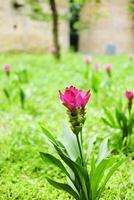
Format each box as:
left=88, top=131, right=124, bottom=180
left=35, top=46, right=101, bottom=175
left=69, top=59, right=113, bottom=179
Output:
left=115, top=108, right=124, bottom=129
left=41, top=126, right=57, bottom=144
left=67, top=177, right=78, bottom=194
left=19, top=87, right=25, bottom=108
left=54, top=144, right=91, bottom=200
left=97, top=137, right=109, bottom=164
left=90, top=156, right=96, bottom=180
left=86, top=135, right=97, bottom=161
left=3, top=88, right=10, bottom=100
left=40, top=152, right=69, bottom=177
left=115, top=109, right=128, bottom=137
left=61, top=125, right=80, bottom=161
left=54, top=144, right=80, bottom=188
left=102, top=117, right=114, bottom=128
left=91, top=158, right=116, bottom=199
left=91, top=73, right=100, bottom=93
left=97, top=159, right=125, bottom=199
left=103, top=107, right=116, bottom=127
left=47, top=178, right=80, bottom=200
left=128, top=115, right=134, bottom=134
left=115, top=108, right=121, bottom=127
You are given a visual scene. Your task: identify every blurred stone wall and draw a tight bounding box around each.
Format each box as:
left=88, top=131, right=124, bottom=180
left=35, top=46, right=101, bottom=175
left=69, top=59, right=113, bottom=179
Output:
left=80, top=0, right=134, bottom=54
left=0, top=0, right=69, bottom=52
left=0, top=0, right=133, bottom=54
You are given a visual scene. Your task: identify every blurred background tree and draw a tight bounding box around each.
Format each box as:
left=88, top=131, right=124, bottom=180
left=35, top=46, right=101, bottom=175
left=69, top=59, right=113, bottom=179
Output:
left=12, top=0, right=60, bottom=59
left=129, top=0, right=134, bottom=20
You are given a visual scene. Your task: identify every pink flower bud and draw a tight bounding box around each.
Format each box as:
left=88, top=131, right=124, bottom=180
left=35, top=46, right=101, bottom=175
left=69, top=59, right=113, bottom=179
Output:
left=84, top=55, right=92, bottom=64
left=50, top=47, right=57, bottom=54
left=94, top=63, right=100, bottom=71
left=125, top=90, right=134, bottom=113
left=59, top=86, right=91, bottom=112
left=3, top=64, right=11, bottom=72
left=125, top=90, right=134, bottom=101
left=104, top=64, right=112, bottom=73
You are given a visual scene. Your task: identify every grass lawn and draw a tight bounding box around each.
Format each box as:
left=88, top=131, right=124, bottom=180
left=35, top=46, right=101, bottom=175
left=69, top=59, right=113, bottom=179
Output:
left=0, top=52, right=134, bottom=200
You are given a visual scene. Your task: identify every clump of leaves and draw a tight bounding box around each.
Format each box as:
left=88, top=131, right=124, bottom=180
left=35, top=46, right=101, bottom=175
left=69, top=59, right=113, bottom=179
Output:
left=40, top=126, right=124, bottom=200
left=40, top=86, right=124, bottom=200
left=102, top=98, right=134, bottom=154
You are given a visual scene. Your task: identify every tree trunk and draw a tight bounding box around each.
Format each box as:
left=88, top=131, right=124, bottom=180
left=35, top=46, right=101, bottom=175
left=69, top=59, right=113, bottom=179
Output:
left=49, top=0, right=60, bottom=59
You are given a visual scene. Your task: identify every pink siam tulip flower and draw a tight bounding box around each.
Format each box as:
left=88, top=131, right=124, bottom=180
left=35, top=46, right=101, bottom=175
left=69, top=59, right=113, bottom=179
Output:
left=3, top=64, right=11, bottom=72
left=125, top=90, right=134, bottom=112
left=104, top=64, right=112, bottom=77
left=3, top=64, right=11, bottom=76
left=125, top=90, right=134, bottom=101
left=84, top=55, right=92, bottom=64
left=50, top=47, right=57, bottom=54
left=94, top=63, right=100, bottom=71
left=104, top=64, right=112, bottom=72
left=59, top=86, right=91, bottom=112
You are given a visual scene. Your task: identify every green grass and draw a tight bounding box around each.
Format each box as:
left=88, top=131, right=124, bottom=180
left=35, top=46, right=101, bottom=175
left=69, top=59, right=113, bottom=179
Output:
left=0, top=52, right=134, bottom=199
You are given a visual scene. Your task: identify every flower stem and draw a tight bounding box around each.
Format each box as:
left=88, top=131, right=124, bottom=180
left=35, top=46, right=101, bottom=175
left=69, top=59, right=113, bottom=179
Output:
left=76, top=134, right=84, bottom=167
left=80, top=130, right=83, bottom=150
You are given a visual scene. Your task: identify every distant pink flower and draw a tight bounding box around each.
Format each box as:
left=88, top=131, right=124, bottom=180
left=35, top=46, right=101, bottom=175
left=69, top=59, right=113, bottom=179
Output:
left=3, top=64, right=11, bottom=76
left=51, top=47, right=57, bottom=54
left=104, top=64, right=112, bottom=73
left=84, top=55, right=92, bottom=64
left=125, top=90, right=134, bottom=101
left=59, top=86, right=91, bottom=112
left=3, top=64, right=11, bottom=72
left=94, top=63, right=100, bottom=71
left=125, top=90, right=134, bottom=112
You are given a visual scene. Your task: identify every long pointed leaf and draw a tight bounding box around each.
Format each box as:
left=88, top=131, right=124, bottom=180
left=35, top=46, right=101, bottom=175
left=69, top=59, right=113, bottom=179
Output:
left=91, top=158, right=116, bottom=199
left=103, top=107, right=116, bottom=127
left=41, top=126, right=57, bottom=144
left=90, top=156, right=96, bottom=181
left=86, top=135, right=97, bottom=161
left=102, top=117, right=114, bottom=128
left=54, top=144, right=91, bottom=200
left=97, top=159, right=125, bottom=199
left=40, top=152, right=70, bottom=177
left=61, top=125, right=80, bottom=161
left=97, top=137, right=109, bottom=164
left=47, top=178, right=80, bottom=200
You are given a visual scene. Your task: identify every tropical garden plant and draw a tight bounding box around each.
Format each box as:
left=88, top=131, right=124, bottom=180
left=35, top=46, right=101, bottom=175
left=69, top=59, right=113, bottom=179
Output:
left=102, top=90, right=134, bottom=153
left=2, top=64, right=27, bottom=109
left=83, top=57, right=100, bottom=93
left=40, top=86, right=124, bottom=200
left=104, top=64, right=112, bottom=78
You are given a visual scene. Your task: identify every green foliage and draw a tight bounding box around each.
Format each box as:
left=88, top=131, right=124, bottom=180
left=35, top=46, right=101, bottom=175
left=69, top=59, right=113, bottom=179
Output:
left=102, top=100, right=134, bottom=153
left=0, top=53, right=134, bottom=199
left=24, top=0, right=52, bottom=21
left=3, top=87, right=10, bottom=101
left=72, top=0, right=100, bottom=7
left=90, top=72, right=100, bottom=93
left=41, top=125, right=125, bottom=200
left=83, top=64, right=100, bottom=93
left=129, top=0, right=134, bottom=20
left=19, top=87, right=26, bottom=109
left=2, top=67, right=28, bottom=108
